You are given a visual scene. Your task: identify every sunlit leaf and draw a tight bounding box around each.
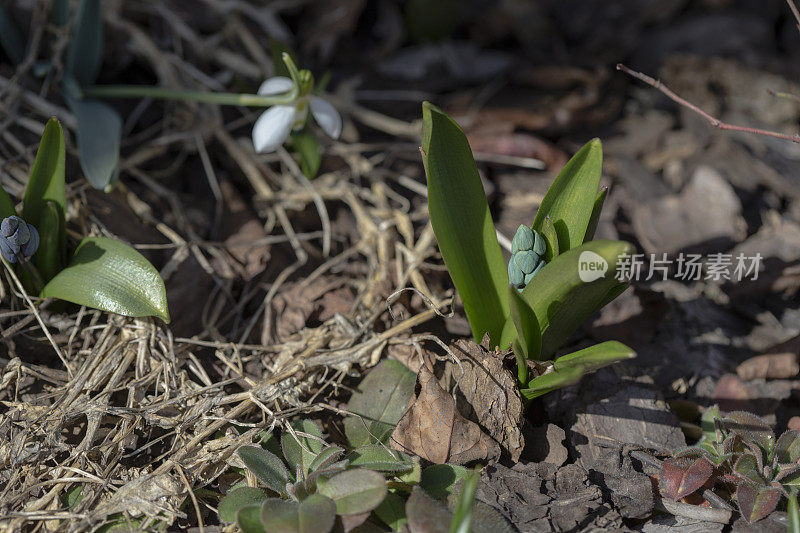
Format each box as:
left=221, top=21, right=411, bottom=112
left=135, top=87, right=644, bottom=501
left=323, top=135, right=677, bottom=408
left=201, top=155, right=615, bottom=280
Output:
left=66, top=97, right=121, bottom=190
left=237, top=504, right=265, bottom=533
left=41, top=236, right=170, bottom=322
left=508, top=285, right=540, bottom=368
left=584, top=187, right=607, bottom=242
left=0, top=4, right=25, bottom=65
left=776, top=430, right=800, bottom=465
left=238, top=446, right=290, bottom=494
left=218, top=487, right=268, bottom=522
left=65, top=0, right=103, bottom=85
left=317, top=469, right=387, bottom=515
left=259, top=494, right=336, bottom=533
left=344, top=359, right=415, bottom=448
left=552, top=341, right=635, bottom=374
left=658, top=456, right=713, bottom=500
left=517, top=239, right=633, bottom=358
left=22, top=118, right=66, bottom=278
left=281, top=420, right=324, bottom=478
left=532, top=139, right=603, bottom=253
left=737, top=483, right=780, bottom=523
left=520, top=365, right=583, bottom=400
left=540, top=215, right=558, bottom=261
left=422, top=102, right=508, bottom=344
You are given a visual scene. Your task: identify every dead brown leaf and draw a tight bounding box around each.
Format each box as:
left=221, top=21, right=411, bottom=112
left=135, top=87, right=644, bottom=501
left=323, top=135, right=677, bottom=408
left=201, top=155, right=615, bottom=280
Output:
left=391, top=360, right=500, bottom=465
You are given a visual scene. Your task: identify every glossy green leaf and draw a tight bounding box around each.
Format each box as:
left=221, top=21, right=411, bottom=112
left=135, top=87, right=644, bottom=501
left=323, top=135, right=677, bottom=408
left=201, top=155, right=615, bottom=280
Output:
left=521, top=365, right=584, bottom=400
left=218, top=487, right=268, bottom=522
left=317, top=469, right=387, bottom=515
left=291, top=133, right=322, bottom=178
left=420, top=464, right=468, bottom=499
left=40, top=236, right=170, bottom=322
left=259, top=495, right=336, bottom=533
left=517, top=239, right=633, bottom=358
left=22, top=118, right=66, bottom=273
left=238, top=446, right=290, bottom=494
left=67, top=97, right=121, bottom=190
left=0, top=4, right=25, bottom=65
left=281, top=420, right=324, bottom=477
left=422, top=102, right=508, bottom=344
left=584, top=187, right=607, bottom=242
left=65, top=0, right=103, bottom=85
left=375, top=493, right=407, bottom=531
left=508, top=285, right=540, bottom=370
left=552, top=341, right=635, bottom=374
left=532, top=139, right=603, bottom=253
left=347, top=445, right=414, bottom=472
left=540, top=215, right=558, bottom=261
left=450, top=469, right=478, bottom=533
left=237, top=504, right=265, bottom=533
left=344, top=359, right=415, bottom=448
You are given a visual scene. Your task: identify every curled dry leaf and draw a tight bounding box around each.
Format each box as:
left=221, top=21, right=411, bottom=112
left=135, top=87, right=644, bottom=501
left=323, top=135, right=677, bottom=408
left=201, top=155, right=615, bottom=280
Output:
left=391, top=360, right=500, bottom=465
left=446, top=337, right=524, bottom=461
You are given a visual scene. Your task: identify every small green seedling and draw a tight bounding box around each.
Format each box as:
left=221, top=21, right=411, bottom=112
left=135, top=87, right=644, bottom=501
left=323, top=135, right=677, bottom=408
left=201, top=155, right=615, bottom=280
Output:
left=218, top=419, right=415, bottom=532
left=660, top=406, right=800, bottom=523
left=421, top=102, right=635, bottom=398
left=0, top=118, right=169, bottom=322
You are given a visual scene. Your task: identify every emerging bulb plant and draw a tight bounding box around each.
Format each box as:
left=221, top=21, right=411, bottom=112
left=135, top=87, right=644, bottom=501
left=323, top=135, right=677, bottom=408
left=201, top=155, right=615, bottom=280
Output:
left=508, top=225, right=546, bottom=291
left=252, top=71, right=342, bottom=154
left=0, top=216, right=40, bottom=263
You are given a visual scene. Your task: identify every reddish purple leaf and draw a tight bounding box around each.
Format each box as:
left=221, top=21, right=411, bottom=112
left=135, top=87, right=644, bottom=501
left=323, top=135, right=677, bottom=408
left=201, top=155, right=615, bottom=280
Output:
left=659, top=456, right=713, bottom=500
left=736, top=483, right=781, bottom=523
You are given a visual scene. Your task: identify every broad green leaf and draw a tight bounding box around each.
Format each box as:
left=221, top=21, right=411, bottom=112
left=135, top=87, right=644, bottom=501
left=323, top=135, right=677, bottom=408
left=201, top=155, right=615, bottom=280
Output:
left=420, top=464, right=468, bottom=499
left=60, top=485, right=83, bottom=509
left=281, top=420, right=324, bottom=477
left=0, top=5, right=25, bottom=65
left=520, top=365, right=584, bottom=400
left=450, top=469, right=478, bottom=533
left=532, top=139, right=603, bottom=253
left=218, top=487, right=268, bottom=522
left=40, top=236, right=170, bottom=322
left=67, top=97, right=121, bottom=190
left=584, top=188, right=607, bottom=242
left=317, top=469, right=387, bottom=515
left=517, top=239, right=633, bottom=358
left=22, top=118, right=66, bottom=274
left=375, top=493, right=407, bottom=531
left=776, top=430, right=800, bottom=464
left=552, top=341, right=635, bottom=374
left=347, top=445, right=414, bottom=472
left=344, top=359, right=415, bottom=448
left=237, top=446, right=290, bottom=494
left=540, top=215, right=558, bottom=261
left=259, top=494, right=336, bottom=533
left=291, top=133, right=321, bottom=178
left=422, top=102, right=508, bottom=344
left=65, top=0, right=103, bottom=85
left=508, top=286, right=540, bottom=369
left=237, top=504, right=265, bottom=533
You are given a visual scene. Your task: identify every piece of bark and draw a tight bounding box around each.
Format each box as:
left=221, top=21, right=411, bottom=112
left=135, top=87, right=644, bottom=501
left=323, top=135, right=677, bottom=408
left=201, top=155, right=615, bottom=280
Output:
left=736, top=352, right=799, bottom=381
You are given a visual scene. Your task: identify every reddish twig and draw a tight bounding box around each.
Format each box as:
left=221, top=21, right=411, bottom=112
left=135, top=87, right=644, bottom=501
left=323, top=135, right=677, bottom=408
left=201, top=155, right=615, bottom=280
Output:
left=616, top=63, right=800, bottom=144
left=787, top=0, right=800, bottom=34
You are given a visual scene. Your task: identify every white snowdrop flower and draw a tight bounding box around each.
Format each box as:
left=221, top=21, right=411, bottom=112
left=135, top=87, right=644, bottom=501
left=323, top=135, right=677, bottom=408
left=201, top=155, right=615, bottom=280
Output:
left=251, top=76, right=342, bottom=153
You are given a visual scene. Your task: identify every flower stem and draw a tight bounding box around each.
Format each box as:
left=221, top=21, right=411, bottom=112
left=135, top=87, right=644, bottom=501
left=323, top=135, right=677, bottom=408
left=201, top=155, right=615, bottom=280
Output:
left=82, top=85, right=298, bottom=107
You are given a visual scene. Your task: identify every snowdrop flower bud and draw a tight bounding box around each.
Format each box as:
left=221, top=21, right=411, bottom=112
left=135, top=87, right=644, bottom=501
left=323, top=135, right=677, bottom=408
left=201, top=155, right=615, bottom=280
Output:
left=0, top=216, right=40, bottom=263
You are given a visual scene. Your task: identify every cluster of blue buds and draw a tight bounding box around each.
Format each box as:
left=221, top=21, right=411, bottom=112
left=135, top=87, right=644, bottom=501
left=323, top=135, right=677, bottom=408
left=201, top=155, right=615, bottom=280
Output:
left=0, top=216, right=39, bottom=263
left=508, top=225, right=546, bottom=291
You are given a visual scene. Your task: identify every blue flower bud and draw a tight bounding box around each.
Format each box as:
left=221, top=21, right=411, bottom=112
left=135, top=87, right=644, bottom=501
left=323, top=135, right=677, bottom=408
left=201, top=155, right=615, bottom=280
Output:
left=511, top=225, right=534, bottom=254
left=508, top=259, right=524, bottom=287
left=514, top=250, right=539, bottom=274
left=523, top=260, right=545, bottom=285
left=532, top=230, right=546, bottom=256
left=0, top=216, right=40, bottom=263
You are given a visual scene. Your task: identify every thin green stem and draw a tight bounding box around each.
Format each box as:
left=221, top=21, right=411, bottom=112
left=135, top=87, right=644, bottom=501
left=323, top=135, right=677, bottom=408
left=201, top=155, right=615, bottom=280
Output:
left=82, top=85, right=298, bottom=107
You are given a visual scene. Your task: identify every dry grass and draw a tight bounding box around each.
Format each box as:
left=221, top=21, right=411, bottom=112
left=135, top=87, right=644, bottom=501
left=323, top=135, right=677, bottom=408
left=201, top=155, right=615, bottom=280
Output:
left=0, top=1, right=451, bottom=530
